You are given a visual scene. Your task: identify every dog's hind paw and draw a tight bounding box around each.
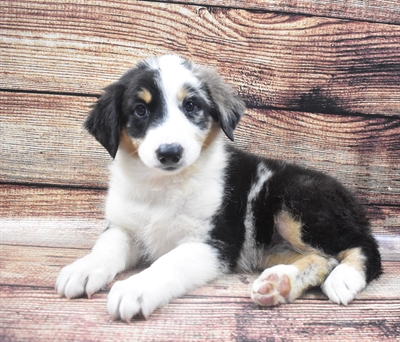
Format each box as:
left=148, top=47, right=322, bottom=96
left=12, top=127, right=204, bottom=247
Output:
left=251, top=265, right=298, bottom=306
left=321, top=264, right=366, bottom=305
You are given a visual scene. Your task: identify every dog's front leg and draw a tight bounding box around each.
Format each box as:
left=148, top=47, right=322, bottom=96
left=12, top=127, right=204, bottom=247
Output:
left=56, top=226, right=139, bottom=299
left=107, top=242, right=222, bottom=322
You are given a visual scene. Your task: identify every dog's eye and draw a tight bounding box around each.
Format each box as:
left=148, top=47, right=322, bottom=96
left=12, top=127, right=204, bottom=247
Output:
left=184, top=100, right=196, bottom=113
left=134, top=105, right=148, bottom=117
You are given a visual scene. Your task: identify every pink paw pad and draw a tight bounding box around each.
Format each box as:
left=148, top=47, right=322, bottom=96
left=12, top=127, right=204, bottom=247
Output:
left=252, top=273, right=291, bottom=306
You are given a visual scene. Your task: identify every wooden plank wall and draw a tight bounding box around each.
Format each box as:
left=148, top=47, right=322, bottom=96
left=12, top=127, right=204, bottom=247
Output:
left=1, top=0, right=399, bottom=340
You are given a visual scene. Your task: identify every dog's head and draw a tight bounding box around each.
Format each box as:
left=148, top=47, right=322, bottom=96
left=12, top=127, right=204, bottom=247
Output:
left=85, top=55, right=245, bottom=173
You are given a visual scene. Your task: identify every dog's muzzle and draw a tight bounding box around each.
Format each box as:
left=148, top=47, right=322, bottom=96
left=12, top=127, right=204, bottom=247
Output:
left=156, top=143, right=183, bottom=171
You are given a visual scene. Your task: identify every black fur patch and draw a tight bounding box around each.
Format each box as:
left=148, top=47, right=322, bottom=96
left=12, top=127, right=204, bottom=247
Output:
left=85, top=63, right=168, bottom=157
left=85, top=82, right=126, bottom=158
left=122, top=67, right=166, bottom=139
left=210, top=145, right=382, bottom=282
left=209, top=146, right=266, bottom=270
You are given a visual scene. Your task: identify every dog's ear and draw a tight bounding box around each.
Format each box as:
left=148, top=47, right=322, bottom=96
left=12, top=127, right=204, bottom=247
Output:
left=195, top=66, right=245, bottom=141
left=84, top=82, right=126, bottom=158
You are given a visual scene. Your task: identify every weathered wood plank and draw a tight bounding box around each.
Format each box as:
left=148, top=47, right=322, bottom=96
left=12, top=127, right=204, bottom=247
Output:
left=236, top=110, right=400, bottom=205
left=0, top=286, right=399, bottom=341
left=0, top=244, right=398, bottom=295
left=1, top=216, right=398, bottom=261
left=1, top=186, right=398, bottom=249
left=0, top=185, right=106, bottom=219
left=2, top=92, right=399, bottom=204
left=0, top=92, right=109, bottom=188
left=2, top=218, right=398, bottom=260
left=157, top=0, right=400, bottom=24
left=1, top=1, right=400, bottom=115
left=0, top=218, right=105, bottom=249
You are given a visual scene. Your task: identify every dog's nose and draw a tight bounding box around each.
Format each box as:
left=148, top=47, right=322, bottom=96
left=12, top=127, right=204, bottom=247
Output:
left=156, top=143, right=183, bottom=166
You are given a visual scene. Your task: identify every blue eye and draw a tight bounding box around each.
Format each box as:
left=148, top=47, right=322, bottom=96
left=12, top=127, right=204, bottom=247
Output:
left=135, top=104, right=148, bottom=116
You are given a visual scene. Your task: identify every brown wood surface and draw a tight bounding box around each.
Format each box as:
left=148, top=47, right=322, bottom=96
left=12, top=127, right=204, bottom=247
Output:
left=1, top=285, right=398, bottom=341
left=156, top=0, right=400, bottom=24
left=0, top=243, right=399, bottom=341
left=1, top=0, right=400, bottom=341
left=1, top=185, right=399, bottom=248
left=0, top=92, right=109, bottom=188
left=1, top=1, right=400, bottom=115
left=2, top=92, right=399, bottom=205
left=0, top=184, right=106, bottom=219
left=0, top=243, right=396, bottom=291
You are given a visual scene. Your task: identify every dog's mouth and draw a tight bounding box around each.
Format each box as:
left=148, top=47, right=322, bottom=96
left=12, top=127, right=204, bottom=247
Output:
left=161, top=166, right=180, bottom=172
left=156, top=163, right=186, bottom=174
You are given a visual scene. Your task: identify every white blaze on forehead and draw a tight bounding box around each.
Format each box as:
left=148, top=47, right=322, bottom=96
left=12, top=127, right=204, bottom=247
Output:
left=150, top=55, right=201, bottom=103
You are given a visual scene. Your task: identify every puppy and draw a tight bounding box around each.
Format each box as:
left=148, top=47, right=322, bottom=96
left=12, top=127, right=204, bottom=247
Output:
left=56, top=55, right=382, bottom=322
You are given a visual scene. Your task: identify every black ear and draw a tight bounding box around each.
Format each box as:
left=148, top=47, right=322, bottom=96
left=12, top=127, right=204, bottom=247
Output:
left=195, top=66, right=245, bottom=141
left=84, top=82, right=126, bottom=158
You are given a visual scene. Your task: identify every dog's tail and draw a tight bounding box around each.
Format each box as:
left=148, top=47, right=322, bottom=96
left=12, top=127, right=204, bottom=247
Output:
left=360, top=235, right=383, bottom=283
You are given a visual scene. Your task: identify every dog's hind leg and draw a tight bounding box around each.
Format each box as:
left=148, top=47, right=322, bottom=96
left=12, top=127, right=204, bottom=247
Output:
left=251, top=251, right=338, bottom=306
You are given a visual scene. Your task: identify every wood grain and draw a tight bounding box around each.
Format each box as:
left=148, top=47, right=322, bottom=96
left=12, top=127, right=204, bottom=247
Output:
left=1, top=285, right=398, bottom=341
left=0, top=92, right=109, bottom=187
left=1, top=1, right=400, bottom=115
left=1, top=1, right=399, bottom=340
left=1, top=185, right=399, bottom=249
left=0, top=243, right=398, bottom=290
left=236, top=109, right=400, bottom=205
left=0, top=185, right=106, bottom=219
left=157, top=0, right=400, bottom=24
left=1, top=242, right=399, bottom=342
left=2, top=92, right=399, bottom=205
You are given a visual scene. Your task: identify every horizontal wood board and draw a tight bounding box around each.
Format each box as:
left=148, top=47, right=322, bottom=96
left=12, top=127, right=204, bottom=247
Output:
left=1, top=92, right=399, bottom=204
left=1, top=285, right=398, bottom=341
left=1, top=185, right=399, bottom=249
left=153, top=0, right=400, bottom=24
left=0, top=243, right=399, bottom=341
left=1, top=244, right=398, bottom=294
left=1, top=1, right=400, bottom=115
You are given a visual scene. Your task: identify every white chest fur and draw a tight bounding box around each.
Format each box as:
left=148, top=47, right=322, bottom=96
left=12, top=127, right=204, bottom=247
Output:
left=105, top=138, right=227, bottom=261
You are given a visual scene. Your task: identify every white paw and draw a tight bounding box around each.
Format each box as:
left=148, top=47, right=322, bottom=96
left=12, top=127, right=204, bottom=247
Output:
left=107, top=271, right=170, bottom=322
left=251, top=265, right=298, bottom=306
left=56, top=255, right=116, bottom=299
left=321, top=264, right=366, bottom=305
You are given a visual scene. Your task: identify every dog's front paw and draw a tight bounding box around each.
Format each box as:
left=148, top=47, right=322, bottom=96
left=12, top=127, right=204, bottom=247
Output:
left=251, top=265, right=298, bottom=306
left=56, top=255, right=116, bottom=299
left=107, top=272, right=169, bottom=322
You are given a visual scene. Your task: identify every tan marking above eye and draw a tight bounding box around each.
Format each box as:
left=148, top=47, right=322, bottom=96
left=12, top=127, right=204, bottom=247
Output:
left=177, top=88, right=187, bottom=102
left=138, top=88, right=152, bottom=104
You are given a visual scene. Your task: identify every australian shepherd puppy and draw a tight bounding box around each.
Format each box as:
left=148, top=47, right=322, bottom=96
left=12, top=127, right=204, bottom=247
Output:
left=56, top=55, right=382, bottom=322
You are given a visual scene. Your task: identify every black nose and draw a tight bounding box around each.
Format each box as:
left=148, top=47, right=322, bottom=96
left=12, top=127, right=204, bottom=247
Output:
left=156, top=143, right=183, bottom=166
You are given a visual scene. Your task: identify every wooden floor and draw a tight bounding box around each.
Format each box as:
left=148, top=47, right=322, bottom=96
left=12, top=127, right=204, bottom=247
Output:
left=1, top=0, right=400, bottom=340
